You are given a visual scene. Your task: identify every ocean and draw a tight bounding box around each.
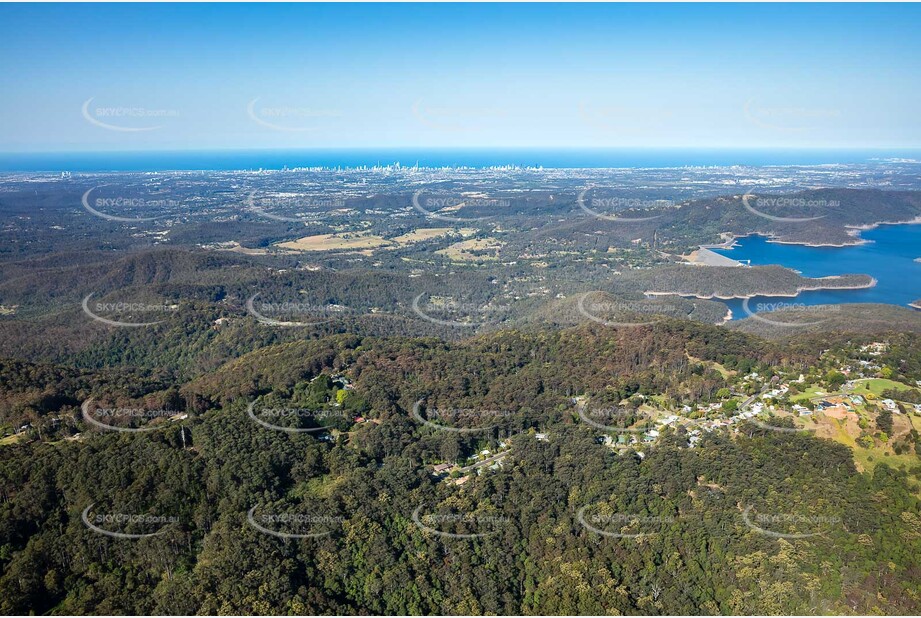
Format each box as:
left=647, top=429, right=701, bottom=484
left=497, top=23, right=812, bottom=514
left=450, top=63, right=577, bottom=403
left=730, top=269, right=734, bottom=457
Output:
left=2, top=148, right=920, bottom=172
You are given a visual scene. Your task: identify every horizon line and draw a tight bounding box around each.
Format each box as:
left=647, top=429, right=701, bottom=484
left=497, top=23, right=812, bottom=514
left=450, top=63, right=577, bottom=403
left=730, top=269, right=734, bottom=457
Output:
left=4, top=146, right=921, bottom=156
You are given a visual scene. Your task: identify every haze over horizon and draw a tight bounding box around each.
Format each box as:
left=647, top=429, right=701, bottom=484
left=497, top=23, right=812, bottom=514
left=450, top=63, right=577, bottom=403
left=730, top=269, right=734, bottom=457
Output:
left=2, top=3, right=920, bottom=153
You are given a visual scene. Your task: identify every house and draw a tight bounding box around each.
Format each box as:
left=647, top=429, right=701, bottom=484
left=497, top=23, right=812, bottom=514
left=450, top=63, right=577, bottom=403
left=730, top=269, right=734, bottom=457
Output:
left=859, top=342, right=889, bottom=356
left=332, top=374, right=354, bottom=391
left=432, top=463, right=453, bottom=474
left=535, top=433, right=549, bottom=442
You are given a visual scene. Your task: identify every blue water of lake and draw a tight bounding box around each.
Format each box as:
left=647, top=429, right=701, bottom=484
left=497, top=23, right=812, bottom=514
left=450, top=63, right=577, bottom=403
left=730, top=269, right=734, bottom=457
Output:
left=711, top=224, right=921, bottom=320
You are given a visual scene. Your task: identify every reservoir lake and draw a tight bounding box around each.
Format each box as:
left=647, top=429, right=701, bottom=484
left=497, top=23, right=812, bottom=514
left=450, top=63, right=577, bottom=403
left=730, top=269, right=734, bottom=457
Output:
left=711, top=224, right=921, bottom=320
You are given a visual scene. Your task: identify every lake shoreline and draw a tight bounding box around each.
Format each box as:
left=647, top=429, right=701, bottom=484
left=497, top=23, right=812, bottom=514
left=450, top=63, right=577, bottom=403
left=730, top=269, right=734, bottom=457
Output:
left=645, top=276, right=878, bottom=301
left=716, top=216, right=921, bottom=249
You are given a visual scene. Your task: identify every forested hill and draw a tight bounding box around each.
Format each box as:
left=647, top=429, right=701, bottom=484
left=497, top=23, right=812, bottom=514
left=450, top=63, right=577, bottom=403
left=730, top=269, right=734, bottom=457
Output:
left=2, top=321, right=921, bottom=614
left=641, top=188, right=921, bottom=250
left=732, top=303, right=921, bottom=339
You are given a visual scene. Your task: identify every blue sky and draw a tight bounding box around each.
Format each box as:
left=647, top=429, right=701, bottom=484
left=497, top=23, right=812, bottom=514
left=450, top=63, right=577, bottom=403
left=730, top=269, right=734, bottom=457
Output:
left=1, top=2, right=919, bottom=152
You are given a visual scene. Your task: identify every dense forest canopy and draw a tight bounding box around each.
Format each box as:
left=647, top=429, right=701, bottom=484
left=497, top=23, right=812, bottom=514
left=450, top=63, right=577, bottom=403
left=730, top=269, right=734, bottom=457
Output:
left=2, top=320, right=921, bottom=615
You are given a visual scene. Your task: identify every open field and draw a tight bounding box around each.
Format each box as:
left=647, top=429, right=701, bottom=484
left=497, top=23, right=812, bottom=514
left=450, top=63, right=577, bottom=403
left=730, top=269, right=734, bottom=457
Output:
left=0, top=433, right=23, bottom=446
left=277, top=232, right=393, bottom=252
left=807, top=404, right=921, bottom=475
left=300, top=473, right=348, bottom=499
left=789, top=384, right=829, bottom=402
left=436, top=237, right=504, bottom=261
left=847, top=378, right=915, bottom=398
left=686, top=353, right=735, bottom=379
left=391, top=228, right=455, bottom=244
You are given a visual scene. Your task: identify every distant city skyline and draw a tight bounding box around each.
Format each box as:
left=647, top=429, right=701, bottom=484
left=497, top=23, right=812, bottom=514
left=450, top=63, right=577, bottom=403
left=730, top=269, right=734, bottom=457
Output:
left=1, top=2, right=920, bottom=152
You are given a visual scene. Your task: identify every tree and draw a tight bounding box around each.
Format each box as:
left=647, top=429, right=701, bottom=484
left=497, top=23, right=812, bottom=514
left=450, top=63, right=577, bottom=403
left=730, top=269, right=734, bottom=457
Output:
left=824, top=370, right=846, bottom=390
left=877, top=409, right=894, bottom=435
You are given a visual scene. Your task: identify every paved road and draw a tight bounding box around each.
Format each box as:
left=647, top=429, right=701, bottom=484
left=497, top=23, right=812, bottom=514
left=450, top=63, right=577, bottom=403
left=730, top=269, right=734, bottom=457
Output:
left=458, top=450, right=510, bottom=473
left=740, top=384, right=771, bottom=411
